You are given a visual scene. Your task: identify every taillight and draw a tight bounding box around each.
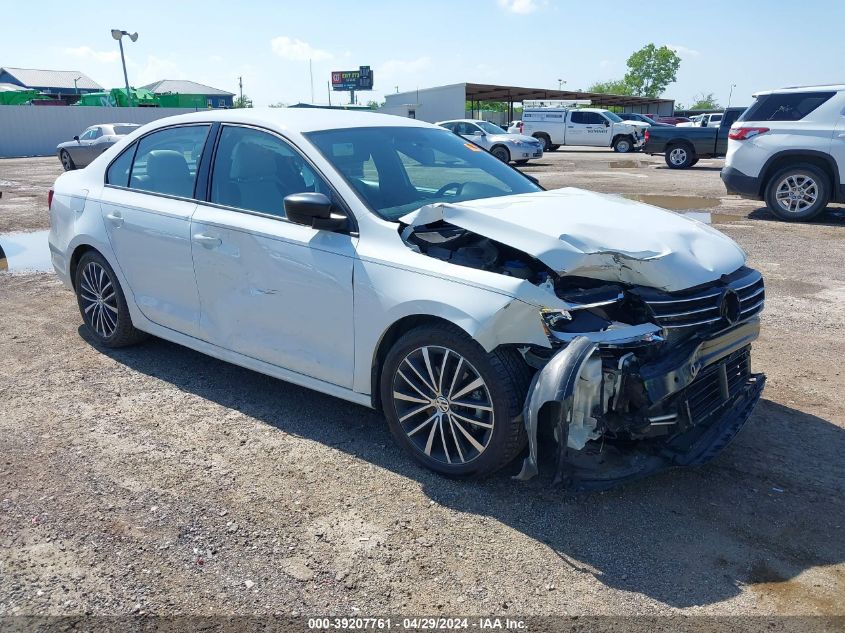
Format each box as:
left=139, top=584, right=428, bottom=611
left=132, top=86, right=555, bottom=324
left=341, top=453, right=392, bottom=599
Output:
left=48, top=188, right=54, bottom=209
left=519, top=122, right=524, bottom=133
left=729, top=127, right=769, bottom=141
left=644, top=129, right=650, bottom=142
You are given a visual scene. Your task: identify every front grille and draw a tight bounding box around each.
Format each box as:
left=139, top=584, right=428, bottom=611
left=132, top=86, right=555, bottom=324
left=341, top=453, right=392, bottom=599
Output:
left=642, top=269, right=764, bottom=331
left=685, top=346, right=752, bottom=425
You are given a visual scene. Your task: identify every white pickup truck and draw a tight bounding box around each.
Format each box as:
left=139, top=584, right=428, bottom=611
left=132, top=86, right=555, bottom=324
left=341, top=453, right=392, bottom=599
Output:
left=520, top=106, right=646, bottom=153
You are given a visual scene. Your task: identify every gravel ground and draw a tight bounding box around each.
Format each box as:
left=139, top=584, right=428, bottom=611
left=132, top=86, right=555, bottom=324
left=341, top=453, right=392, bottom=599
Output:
left=1, top=152, right=844, bottom=619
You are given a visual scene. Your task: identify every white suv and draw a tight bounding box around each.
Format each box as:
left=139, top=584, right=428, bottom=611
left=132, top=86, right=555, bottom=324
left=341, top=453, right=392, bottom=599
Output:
left=721, top=84, right=845, bottom=221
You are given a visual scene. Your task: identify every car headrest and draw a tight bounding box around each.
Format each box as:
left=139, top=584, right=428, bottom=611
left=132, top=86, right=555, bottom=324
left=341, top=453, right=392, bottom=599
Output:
left=232, top=142, right=277, bottom=180
left=146, top=150, right=189, bottom=181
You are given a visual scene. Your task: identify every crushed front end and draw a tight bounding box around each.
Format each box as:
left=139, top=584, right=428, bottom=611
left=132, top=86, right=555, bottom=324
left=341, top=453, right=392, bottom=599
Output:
left=518, top=266, right=766, bottom=491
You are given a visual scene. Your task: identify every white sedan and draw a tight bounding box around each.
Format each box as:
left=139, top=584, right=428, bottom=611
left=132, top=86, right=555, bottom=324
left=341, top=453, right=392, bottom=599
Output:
left=49, top=109, right=766, bottom=489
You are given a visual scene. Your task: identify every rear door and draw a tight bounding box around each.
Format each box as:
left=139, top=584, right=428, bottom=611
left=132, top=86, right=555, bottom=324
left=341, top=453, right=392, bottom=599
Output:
left=100, top=124, right=211, bottom=337
left=833, top=112, right=845, bottom=200
left=190, top=124, right=356, bottom=387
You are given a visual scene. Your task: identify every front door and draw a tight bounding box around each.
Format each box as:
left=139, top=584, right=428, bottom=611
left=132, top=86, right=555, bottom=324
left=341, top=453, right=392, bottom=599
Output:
left=191, top=124, right=356, bottom=387
left=100, top=124, right=211, bottom=336
left=568, top=111, right=611, bottom=147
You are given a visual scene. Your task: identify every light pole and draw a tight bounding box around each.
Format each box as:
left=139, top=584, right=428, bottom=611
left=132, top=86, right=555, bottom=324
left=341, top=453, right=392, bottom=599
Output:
left=727, top=83, right=737, bottom=108
left=558, top=78, right=566, bottom=91
left=111, top=29, right=138, bottom=107
left=73, top=76, right=81, bottom=95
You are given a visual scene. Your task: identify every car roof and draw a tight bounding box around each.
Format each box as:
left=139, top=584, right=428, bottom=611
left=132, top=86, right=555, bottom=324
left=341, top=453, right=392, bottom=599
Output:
left=753, top=84, right=845, bottom=97
left=145, top=108, right=436, bottom=134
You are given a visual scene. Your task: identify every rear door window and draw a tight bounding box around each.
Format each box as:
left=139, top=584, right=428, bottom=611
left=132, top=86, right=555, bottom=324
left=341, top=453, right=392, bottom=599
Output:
left=128, top=125, right=210, bottom=198
left=739, top=91, right=836, bottom=122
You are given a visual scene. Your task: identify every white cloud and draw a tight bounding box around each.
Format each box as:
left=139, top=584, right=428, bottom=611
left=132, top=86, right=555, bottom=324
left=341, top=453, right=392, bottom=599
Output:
left=64, top=46, right=120, bottom=63
left=599, top=59, right=614, bottom=68
left=497, top=0, right=540, bottom=14
left=270, top=36, right=333, bottom=62
left=377, top=57, right=433, bottom=87
left=666, top=44, right=701, bottom=58
left=132, top=55, right=181, bottom=86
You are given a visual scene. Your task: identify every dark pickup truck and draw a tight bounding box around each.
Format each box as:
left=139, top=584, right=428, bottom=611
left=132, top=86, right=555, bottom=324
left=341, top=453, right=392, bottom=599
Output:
left=643, top=107, right=745, bottom=169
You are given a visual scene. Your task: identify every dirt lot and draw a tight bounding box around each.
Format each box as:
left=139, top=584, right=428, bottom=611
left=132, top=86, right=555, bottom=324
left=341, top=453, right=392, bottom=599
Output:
left=1, top=151, right=844, bottom=620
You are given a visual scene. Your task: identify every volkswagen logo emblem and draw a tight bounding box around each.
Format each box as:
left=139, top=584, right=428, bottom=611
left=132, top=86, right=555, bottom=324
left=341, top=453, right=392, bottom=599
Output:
left=720, top=289, right=741, bottom=325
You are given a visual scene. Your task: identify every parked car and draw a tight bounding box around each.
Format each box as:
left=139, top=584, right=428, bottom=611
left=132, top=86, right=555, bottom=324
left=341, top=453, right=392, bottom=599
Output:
left=521, top=106, right=645, bottom=153
left=56, top=123, right=140, bottom=171
left=677, top=113, right=724, bottom=128
left=649, top=115, right=691, bottom=126
left=643, top=107, right=745, bottom=168
left=437, top=119, right=543, bottom=164
left=507, top=120, right=522, bottom=134
left=617, top=112, right=672, bottom=127
left=49, top=109, right=765, bottom=490
left=721, top=84, right=845, bottom=221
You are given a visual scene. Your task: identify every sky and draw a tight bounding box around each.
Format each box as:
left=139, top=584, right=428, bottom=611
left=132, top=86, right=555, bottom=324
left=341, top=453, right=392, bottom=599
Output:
left=3, top=0, right=843, bottom=109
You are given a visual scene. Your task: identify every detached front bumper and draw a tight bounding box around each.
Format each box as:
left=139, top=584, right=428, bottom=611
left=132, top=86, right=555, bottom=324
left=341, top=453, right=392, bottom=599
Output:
left=517, top=320, right=765, bottom=491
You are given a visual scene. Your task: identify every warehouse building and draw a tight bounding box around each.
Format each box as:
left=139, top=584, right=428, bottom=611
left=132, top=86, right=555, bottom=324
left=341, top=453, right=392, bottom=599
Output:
left=381, top=82, right=676, bottom=124
left=141, top=79, right=235, bottom=109
left=0, top=67, right=102, bottom=103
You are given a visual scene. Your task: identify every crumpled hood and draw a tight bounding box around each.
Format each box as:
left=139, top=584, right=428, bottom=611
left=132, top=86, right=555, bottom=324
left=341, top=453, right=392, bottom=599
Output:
left=400, top=188, right=747, bottom=292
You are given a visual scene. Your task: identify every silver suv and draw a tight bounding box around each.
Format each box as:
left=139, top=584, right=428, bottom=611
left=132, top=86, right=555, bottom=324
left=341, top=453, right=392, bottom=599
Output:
left=721, top=84, right=845, bottom=221
left=437, top=119, right=543, bottom=164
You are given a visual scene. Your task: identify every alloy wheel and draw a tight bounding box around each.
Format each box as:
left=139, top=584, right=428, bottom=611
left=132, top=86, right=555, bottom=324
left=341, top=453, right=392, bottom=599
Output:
left=79, top=261, right=119, bottom=338
left=61, top=151, right=73, bottom=171
left=669, top=147, right=687, bottom=165
left=391, top=346, right=495, bottom=465
left=616, top=139, right=631, bottom=153
left=774, top=174, right=818, bottom=214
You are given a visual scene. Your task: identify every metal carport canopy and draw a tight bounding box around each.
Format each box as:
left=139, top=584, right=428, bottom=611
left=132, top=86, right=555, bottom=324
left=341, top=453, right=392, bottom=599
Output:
left=464, top=82, right=673, bottom=111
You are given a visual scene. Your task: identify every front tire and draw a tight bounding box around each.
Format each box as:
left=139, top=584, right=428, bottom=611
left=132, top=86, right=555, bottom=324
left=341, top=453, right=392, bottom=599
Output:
left=380, top=324, right=531, bottom=478
left=613, top=136, right=634, bottom=153
left=764, top=163, right=830, bottom=221
left=491, top=145, right=510, bottom=163
left=665, top=144, right=696, bottom=169
left=74, top=251, right=146, bottom=348
left=60, top=150, right=75, bottom=171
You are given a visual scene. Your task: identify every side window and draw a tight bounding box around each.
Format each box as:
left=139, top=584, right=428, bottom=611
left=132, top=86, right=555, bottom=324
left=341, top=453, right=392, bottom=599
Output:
left=739, top=91, right=836, bottom=122
left=129, top=125, right=209, bottom=198
left=91, top=127, right=103, bottom=139
left=570, top=111, right=586, bottom=124
left=106, top=143, right=136, bottom=187
left=210, top=126, right=330, bottom=218
left=79, top=129, right=96, bottom=141
left=584, top=112, right=607, bottom=125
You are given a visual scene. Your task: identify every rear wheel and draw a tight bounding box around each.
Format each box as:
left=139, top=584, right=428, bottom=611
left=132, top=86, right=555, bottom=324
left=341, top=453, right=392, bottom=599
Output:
left=380, top=324, right=530, bottom=478
left=491, top=145, right=510, bottom=163
left=74, top=251, right=146, bottom=348
left=613, top=135, right=634, bottom=153
left=665, top=144, right=696, bottom=169
left=765, top=163, right=830, bottom=221
left=533, top=134, right=552, bottom=152
left=60, top=150, right=75, bottom=171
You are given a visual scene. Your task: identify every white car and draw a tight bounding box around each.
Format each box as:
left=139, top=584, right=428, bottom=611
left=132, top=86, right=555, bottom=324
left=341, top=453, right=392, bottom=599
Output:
left=507, top=120, right=522, bottom=134
left=677, top=113, right=723, bottom=128
left=521, top=106, right=645, bottom=153
left=49, top=109, right=766, bottom=489
left=722, top=84, right=845, bottom=221
left=437, top=119, right=543, bottom=164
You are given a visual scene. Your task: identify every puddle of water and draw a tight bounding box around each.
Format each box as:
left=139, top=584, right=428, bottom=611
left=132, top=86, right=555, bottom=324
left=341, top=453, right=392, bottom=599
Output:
left=623, top=194, right=721, bottom=210
left=609, top=160, right=648, bottom=169
left=0, top=230, right=53, bottom=273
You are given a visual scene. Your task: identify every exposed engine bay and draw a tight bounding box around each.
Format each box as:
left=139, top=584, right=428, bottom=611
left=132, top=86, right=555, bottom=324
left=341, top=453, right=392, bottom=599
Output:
left=402, top=220, right=766, bottom=490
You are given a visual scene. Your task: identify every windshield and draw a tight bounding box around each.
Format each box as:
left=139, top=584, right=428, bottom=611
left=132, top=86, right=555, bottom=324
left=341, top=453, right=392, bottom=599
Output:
left=477, top=121, right=506, bottom=134
left=603, top=111, right=623, bottom=123
left=307, top=126, right=542, bottom=221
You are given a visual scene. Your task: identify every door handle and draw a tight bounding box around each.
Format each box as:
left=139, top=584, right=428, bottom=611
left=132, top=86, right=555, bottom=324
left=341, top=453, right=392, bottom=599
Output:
left=105, top=211, right=123, bottom=227
left=193, top=233, right=222, bottom=248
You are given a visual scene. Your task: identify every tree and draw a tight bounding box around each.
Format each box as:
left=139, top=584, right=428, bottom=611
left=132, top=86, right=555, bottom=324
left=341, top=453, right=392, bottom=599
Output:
left=688, top=92, right=720, bottom=110
left=623, top=44, right=681, bottom=97
left=587, top=79, right=632, bottom=95
left=268, top=101, right=287, bottom=108
left=233, top=94, right=253, bottom=108
left=366, top=100, right=384, bottom=110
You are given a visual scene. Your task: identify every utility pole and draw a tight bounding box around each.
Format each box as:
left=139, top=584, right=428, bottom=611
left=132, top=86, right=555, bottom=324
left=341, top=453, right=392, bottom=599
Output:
left=327, top=81, right=332, bottom=106
left=727, top=83, right=736, bottom=108
left=238, top=76, right=243, bottom=106
left=309, top=59, right=315, bottom=103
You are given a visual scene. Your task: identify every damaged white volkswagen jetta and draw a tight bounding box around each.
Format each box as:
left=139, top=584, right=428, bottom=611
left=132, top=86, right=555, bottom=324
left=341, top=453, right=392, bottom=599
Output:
left=49, top=109, right=765, bottom=490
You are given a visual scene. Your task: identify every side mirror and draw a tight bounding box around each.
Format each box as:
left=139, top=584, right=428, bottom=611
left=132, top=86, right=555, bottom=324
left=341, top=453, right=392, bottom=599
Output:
left=472, top=130, right=485, bottom=136
left=701, top=119, right=708, bottom=127
left=73, top=135, right=80, bottom=142
left=284, top=192, right=348, bottom=231
left=603, top=120, right=610, bottom=127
